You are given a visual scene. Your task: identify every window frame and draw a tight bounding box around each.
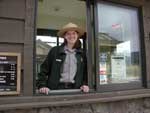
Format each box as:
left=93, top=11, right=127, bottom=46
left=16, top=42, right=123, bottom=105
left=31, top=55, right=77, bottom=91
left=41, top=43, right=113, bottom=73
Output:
left=94, top=0, right=147, bottom=92
left=33, top=1, right=90, bottom=95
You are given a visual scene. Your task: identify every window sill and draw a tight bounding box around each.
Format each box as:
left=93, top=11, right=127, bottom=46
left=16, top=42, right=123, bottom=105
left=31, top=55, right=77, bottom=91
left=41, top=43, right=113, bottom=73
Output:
left=0, top=88, right=150, bottom=110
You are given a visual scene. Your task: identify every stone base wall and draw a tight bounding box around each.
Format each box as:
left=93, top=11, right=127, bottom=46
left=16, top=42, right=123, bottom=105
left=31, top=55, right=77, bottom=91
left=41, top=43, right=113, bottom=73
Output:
left=1, top=98, right=150, bottom=113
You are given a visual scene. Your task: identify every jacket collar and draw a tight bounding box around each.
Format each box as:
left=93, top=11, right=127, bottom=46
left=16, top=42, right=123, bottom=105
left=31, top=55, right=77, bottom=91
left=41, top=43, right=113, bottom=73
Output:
left=58, top=43, right=83, bottom=55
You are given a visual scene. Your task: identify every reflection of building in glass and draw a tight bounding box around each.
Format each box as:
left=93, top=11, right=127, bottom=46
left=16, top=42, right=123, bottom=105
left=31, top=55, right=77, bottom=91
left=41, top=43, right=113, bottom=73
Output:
left=98, top=32, right=121, bottom=59
left=99, top=33, right=121, bottom=47
left=98, top=32, right=141, bottom=83
left=36, top=39, right=52, bottom=56
left=36, top=39, right=52, bottom=75
left=98, top=33, right=121, bottom=84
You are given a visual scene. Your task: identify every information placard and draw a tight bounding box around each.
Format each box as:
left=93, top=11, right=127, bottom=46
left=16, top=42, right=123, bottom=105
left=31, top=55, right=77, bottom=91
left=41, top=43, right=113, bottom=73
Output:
left=0, top=52, right=21, bottom=95
left=111, top=55, right=126, bottom=83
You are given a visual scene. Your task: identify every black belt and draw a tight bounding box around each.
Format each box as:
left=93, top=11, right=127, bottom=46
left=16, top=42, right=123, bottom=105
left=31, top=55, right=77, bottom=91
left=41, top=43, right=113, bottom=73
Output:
left=58, top=82, right=75, bottom=89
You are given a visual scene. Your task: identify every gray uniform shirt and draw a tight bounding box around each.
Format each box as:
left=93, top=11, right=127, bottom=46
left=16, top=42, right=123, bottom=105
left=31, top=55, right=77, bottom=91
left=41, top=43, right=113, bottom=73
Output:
left=60, top=46, right=77, bottom=83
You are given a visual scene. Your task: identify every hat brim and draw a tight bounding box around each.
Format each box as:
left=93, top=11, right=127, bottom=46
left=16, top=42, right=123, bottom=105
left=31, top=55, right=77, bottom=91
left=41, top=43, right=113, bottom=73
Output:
left=57, top=27, right=85, bottom=38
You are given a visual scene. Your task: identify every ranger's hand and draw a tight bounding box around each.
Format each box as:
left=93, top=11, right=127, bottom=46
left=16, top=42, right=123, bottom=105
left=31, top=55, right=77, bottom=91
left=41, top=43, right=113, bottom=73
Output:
left=39, top=87, right=50, bottom=95
left=80, top=85, right=89, bottom=93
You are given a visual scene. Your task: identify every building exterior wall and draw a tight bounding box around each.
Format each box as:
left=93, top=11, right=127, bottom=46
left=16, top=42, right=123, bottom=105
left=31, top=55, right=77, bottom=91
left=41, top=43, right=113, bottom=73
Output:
left=0, top=0, right=150, bottom=112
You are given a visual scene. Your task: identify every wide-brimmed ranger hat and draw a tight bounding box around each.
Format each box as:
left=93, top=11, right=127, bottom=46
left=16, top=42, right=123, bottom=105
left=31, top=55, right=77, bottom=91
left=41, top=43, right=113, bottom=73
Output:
left=57, top=23, right=85, bottom=38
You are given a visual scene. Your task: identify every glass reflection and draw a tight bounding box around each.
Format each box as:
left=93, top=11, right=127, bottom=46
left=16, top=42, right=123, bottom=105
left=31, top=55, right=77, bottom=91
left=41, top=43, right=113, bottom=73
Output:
left=98, top=3, right=141, bottom=84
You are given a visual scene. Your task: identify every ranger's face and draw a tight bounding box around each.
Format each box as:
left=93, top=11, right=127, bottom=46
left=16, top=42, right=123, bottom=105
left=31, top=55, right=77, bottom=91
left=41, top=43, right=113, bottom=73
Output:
left=64, top=30, right=79, bottom=45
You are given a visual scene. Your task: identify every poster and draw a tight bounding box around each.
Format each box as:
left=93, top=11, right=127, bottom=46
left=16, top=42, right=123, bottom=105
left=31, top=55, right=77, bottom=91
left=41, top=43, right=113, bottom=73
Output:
left=111, top=55, right=126, bottom=82
left=0, top=52, right=21, bottom=95
left=99, top=53, right=108, bottom=84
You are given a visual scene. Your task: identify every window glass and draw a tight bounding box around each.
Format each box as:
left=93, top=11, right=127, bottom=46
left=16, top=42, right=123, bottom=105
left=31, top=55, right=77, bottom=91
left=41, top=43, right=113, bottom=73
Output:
left=97, top=2, right=141, bottom=84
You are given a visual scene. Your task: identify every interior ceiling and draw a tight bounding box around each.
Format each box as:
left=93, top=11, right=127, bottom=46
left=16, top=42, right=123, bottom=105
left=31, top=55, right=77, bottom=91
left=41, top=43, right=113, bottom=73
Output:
left=38, top=0, right=86, bottom=20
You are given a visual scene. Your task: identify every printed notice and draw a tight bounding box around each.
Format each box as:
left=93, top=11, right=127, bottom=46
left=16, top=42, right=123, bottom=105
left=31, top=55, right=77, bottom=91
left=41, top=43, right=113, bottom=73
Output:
left=0, top=53, right=21, bottom=95
left=111, top=55, right=126, bottom=83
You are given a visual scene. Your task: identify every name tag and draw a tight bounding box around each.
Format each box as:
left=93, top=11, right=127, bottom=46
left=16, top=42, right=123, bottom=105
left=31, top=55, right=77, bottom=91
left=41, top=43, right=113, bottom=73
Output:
left=56, top=59, right=62, bottom=62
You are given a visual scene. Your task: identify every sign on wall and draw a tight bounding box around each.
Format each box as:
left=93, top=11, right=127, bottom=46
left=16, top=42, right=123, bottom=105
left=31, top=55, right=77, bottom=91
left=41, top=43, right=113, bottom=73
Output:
left=0, top=52, right=21, bottom=95
left=111, top=55, right=126, bottom=83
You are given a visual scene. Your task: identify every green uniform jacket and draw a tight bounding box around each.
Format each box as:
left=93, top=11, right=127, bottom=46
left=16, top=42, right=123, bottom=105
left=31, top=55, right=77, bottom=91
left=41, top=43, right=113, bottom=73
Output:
left=37, top=44, right=87, bottom=90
